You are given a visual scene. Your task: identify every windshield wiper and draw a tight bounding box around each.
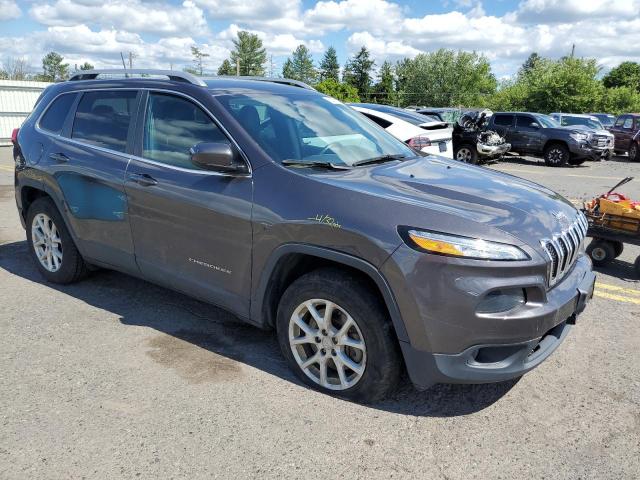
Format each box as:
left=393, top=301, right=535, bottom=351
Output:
left=351, top=154, right=408, bottom=167
left=281, top=159, right=351, bottom=170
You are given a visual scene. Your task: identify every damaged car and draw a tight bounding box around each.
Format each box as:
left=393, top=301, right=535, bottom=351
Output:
left=452, top=109, right=511, bottom=164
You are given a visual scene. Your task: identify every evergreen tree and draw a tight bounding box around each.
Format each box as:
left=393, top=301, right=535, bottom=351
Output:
left=373, top=60, right=395, bottom=104
left=230, top=31, right=267, bottom=76
left=343, top=46, right=375, bottom=100
left=284, top=45, right=317, bottom=84
left=520, top=52, right=541, bottom=76
left=79, top=62, right=94, bottom=71
left=191, top=46, right=209, bottom=76
left=319, top=46, right=340, bottom=82
left=217, top=59, right=235, bottom=75
left=41, top=52, right=69, bottom=82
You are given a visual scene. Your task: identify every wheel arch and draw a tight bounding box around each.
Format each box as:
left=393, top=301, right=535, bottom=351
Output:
left=251, top=244, right=409, bottom=342
left=543, top=139, right=569, bottom=152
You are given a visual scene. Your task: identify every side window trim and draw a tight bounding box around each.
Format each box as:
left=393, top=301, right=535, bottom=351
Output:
left=132, top=89, right=251, bottom=174
left=60, top=93, right=82, bottom=138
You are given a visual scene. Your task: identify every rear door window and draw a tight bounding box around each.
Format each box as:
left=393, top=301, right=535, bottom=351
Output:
left=39, top=93, right=77, bottom=134
left=493, top=114, right=514, bottom=126
left=71, top=90, right=138, bottom=153
left=142, top=92, right=229, bottom=169
left=360, top=112, right=392, bottom=129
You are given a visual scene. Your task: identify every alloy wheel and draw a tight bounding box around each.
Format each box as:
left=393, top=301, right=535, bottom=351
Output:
left=456, top=147, right=473, bottom=163
left=31, top=213, right=63, bottom=272
left=288, top=299, right=366, bottom=390
left=548, top=148, right=564, bottom=164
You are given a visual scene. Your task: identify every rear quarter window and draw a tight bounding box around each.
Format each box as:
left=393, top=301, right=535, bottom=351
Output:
left=39, top=93, right=77, bottom=134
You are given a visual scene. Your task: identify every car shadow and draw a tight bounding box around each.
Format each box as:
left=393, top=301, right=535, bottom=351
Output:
left=0, top=240, right=518, bottom=417
left=593, top=259, right=640, bottom=281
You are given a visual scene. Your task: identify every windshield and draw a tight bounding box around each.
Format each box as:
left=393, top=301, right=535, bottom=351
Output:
left=591, top=114, right=615, bottom=127
left=561, top=116, right=603, bottom=130
left=216, top=92, right=415, bottom=166
left=535, top=114, right=560, bottom=128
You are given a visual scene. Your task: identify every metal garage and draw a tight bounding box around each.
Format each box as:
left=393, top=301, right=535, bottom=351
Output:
left=0, top=79, right=52, bottom=146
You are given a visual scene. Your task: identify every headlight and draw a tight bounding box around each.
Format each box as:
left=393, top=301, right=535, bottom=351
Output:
left=402, top=228, right=529, bottom=261
left=569, top=132, right=589, bottom=142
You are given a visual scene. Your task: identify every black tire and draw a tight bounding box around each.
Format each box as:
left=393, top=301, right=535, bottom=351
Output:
left=635, top=256, right=640, bottom=278
left=629, top=143, right=639, bottom=162
left=544, top=143, right=569, bottom=167
left=454, top=144, right=479, bottom=164
left=26, top=196, right=88, bottom=284
left=586, top=240, right=616, bottom=267
left=568, top=157, right=586, bottom=166
left=276, top=268, right=402, bottom=403
left=612, top=241, right=624, bottom=258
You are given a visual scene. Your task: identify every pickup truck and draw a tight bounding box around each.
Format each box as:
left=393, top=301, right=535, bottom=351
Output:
left=486, top=112, right=611, bottom=166
left=609, top=114, right=640, bottom=161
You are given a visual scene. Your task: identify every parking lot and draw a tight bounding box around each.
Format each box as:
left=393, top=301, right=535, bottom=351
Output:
left=1, top=146, right=638, bottom=479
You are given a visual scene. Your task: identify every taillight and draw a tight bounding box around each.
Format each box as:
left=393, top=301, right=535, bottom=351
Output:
left=11, top=128, right=19, bottom=145
left=408, top=135, right=432, bottom=149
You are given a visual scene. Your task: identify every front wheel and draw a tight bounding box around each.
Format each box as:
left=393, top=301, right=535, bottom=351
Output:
left=629, top=143, right=639, bottom=162
left=26, top=197, right=88, bottom=284
left=276, top=268, right=401, bottom=403
left=454, top=144, right=479, bottom=164
left=544, top=144, right=569, bottom=166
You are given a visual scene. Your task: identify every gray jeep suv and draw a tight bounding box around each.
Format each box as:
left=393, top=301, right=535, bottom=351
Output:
left=14, top=70, right=595, bottom=402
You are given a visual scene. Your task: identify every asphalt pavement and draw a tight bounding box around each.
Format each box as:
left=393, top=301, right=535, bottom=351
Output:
left=1, top=147, right=639, bottom=479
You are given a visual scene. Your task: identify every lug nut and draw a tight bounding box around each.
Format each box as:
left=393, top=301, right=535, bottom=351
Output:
left=320, top=348, right=326, bottom=355
left=331, top=349, right=336, bottom=356
left=321, top=329, right=328, bottom=336
left=315, top=337, right=321, bottom=343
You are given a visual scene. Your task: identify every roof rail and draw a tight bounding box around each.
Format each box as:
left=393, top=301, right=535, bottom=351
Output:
left=68, top=69, right=207, bottom=87
left=213, top=75, right=316, bottom=91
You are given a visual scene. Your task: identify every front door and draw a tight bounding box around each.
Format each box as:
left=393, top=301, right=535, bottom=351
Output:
left=612, top=115, right=633, bottom=152
left=124, top=91, right=253, bottom=316
left=513, top=114, right=542, bottom=152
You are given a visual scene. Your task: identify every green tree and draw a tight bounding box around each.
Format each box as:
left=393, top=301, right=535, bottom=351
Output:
left=315, top=78, right=360, bottom=102
left=603, top=61, right=640, bottom=92
left=372, top=60, right=395, bottom=104
left=282, top=58, right=295, bottom=79
left=599, top=86, right=640, bottom=114
left=79, top=62, right=94, bottom=71
left=230, top=31, right=267, bottom=76
left=343, top=46, right=375, bottom=100
left=319, top=46, right=340, bottom=82
left=520, top=52, right=541, bottom=76
left=283, top=45, right=316, bottom=84
left=397, top=49, right=496, bottom=107
left=191, top=46, right=209, bottom=76
left=41, top=51, right=69, bottom=81
left=217, top=59, right=235, bottom=75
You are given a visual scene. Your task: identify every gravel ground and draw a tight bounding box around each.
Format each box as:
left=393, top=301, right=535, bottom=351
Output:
left=1, top=147, right=639, bottom=479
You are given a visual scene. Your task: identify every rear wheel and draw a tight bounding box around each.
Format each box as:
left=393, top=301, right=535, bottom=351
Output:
left=26, top=197, right=88, bottom=284
left=454, top=144, right=479, bottom=164
left=276, top=268, right=401, bottom=403
left=544, top=143, right=569, bottom=167
left=586, top=240, right=616, bottom=267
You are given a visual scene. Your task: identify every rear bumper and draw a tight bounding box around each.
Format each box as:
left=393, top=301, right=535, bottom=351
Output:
left=477, top=142, right=510, bottom=157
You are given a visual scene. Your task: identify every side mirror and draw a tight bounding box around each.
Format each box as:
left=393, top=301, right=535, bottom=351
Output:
left=530, top=122, right=540, bottom=129
left=190, top=142, right=247, bottom=173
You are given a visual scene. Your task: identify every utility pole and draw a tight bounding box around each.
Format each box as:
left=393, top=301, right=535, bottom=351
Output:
left=570, top=44, right=575, bottom=58
left=236, top=58, right=240, bottom=76
left=128, top=52, right=136, bottom=69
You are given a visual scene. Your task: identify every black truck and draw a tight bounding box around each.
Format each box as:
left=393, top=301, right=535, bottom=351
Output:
left=487, top=112, right=611, bottom=167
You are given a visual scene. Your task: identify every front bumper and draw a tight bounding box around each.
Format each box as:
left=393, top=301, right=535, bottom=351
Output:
left=570, top=142, right=613, bottom=160
left=477, top=142, right=511, bottom=157
left=382, top=247, right=595, bottom=389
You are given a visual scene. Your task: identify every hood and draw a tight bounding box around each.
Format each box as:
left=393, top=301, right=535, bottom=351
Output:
left=570, top=125, right=613, bottom=137
left=314, top=157, right=580, bottom=251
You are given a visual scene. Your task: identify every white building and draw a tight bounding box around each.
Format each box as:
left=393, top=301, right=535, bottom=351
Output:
left=0, top=79, right=52, bottom=146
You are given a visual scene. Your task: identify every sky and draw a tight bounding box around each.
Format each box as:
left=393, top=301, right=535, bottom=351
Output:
left=1, top=0, right=639, bottom=78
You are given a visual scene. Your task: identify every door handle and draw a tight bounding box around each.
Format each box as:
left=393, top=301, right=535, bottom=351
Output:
left=128, top=172, right=158, bottom=187
left=49, top=152, right=69, bottom=163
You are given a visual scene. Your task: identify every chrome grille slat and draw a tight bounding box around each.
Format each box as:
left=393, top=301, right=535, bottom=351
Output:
left=540, top=214, right=587, bottom=287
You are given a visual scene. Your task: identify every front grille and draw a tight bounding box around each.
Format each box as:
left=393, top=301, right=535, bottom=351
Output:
left=540, top=213, right=588, bottom=287
left=591, top=135, right=612, bottom=148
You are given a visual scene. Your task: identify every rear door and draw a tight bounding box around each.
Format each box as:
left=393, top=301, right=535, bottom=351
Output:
left=124, top=90, right=253, bottom=316
left=491, top=114, right=515, bottom=142
left=42, top=89, right=140, bottom=272
left=513, top=114, right=542, bottom=152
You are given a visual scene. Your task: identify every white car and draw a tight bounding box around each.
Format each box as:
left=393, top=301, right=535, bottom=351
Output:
left=349, top=103, right=453, bottom=158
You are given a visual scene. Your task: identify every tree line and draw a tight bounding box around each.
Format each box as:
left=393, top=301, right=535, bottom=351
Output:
left=3, top=30, right=640, bottom=115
